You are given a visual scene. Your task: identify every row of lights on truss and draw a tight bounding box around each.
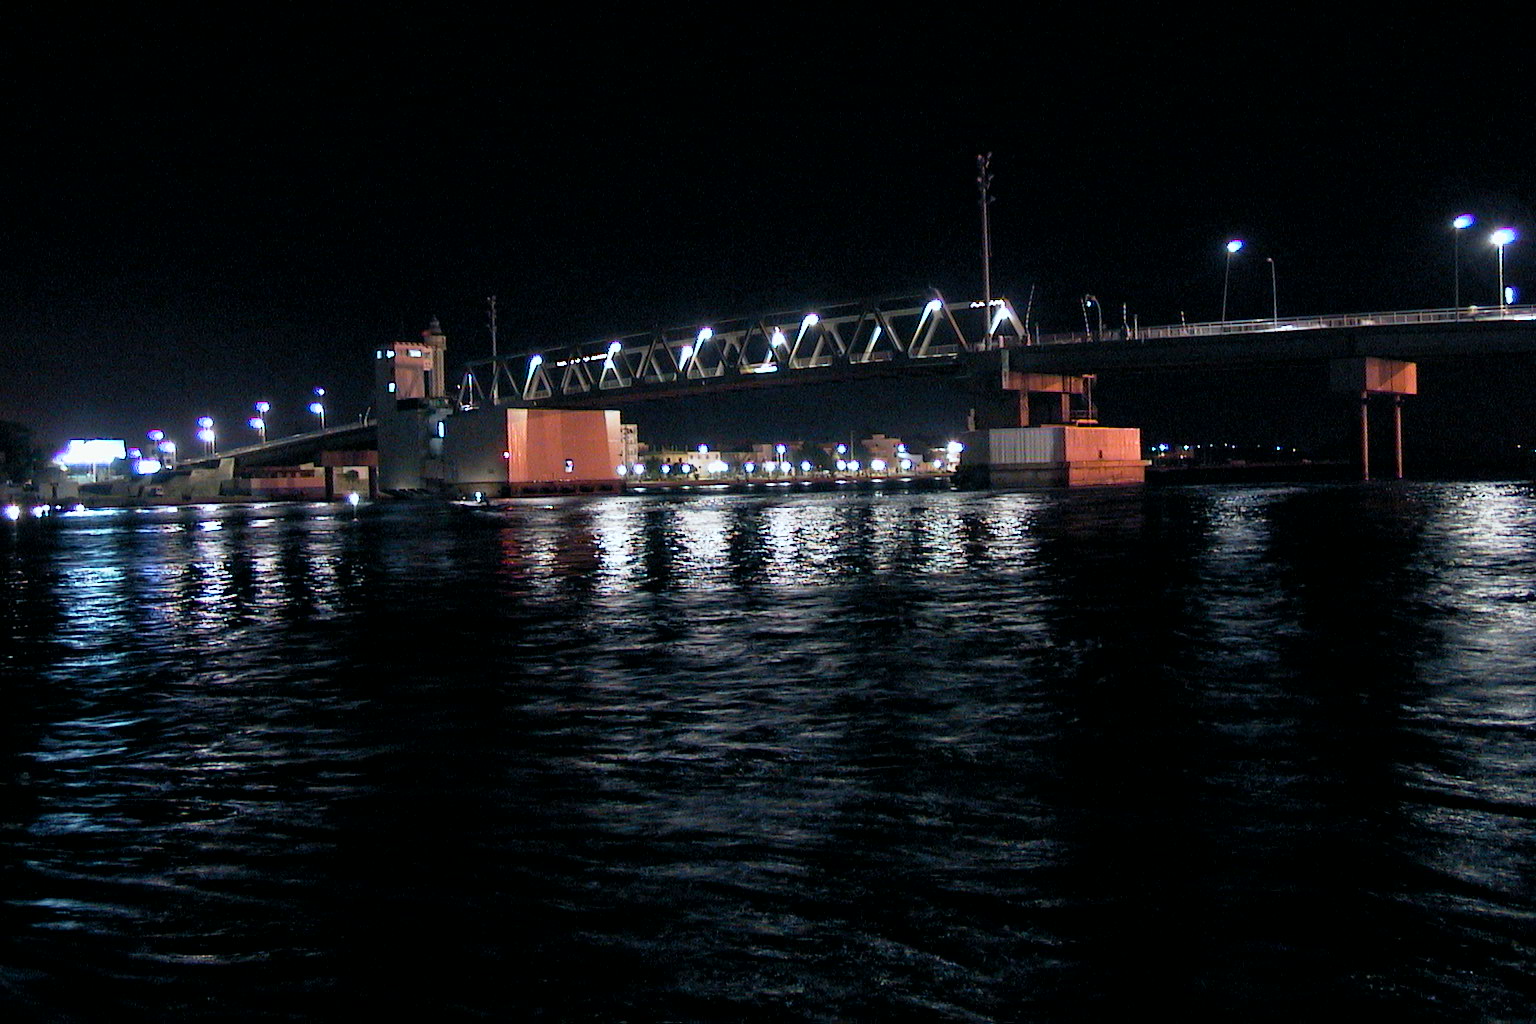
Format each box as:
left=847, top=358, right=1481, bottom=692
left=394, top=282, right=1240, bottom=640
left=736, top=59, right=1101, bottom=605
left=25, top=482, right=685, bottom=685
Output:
left=519, top=299, right=992, bottom=380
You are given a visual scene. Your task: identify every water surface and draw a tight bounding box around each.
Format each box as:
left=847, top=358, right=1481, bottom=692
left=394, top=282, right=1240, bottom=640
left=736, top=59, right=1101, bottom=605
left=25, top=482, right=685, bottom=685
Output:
left=2, top=485, right=1533, bottom=1020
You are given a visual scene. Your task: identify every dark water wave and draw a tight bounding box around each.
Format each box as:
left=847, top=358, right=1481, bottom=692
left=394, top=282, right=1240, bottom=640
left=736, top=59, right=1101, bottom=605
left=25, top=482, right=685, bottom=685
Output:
left=2, top=487, right=1533, bottom=1020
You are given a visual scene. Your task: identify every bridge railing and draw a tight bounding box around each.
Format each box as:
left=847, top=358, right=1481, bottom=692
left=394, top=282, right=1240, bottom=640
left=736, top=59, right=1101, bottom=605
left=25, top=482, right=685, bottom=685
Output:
left=1032, top=304, right=1536, bottom=346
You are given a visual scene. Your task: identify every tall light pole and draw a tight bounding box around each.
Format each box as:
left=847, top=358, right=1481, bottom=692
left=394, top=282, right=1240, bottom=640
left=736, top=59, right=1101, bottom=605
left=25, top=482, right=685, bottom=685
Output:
left=197, top=417, right=216, bottom=454
left=978, top=153, right=994, bottom=347
left=1266, top=257, right=1277, bottom=326
left=1452, top=214, right=1475, bottom=316
left=1222, top=238, right=1244, bottom=323
left=487, top=296, right=500, bottom=405
left=310, top=387, right=326, bottom=430
left=1492, top=228, right=1517, bottom=311
left=251, top=401, right=270, bottom=444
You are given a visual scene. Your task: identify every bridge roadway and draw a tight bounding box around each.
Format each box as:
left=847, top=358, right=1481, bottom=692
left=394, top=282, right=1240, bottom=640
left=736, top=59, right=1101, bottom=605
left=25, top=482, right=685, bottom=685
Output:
left=457, top=299, right=1536, bottom=409
left=176, top=420, right=376, bottom=470
left=1007, top=307, right=1536, bottom=375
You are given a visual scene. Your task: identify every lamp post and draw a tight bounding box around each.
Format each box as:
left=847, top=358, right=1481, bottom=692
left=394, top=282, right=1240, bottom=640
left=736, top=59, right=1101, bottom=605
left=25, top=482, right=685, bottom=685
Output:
left=1453, top=214, right=1475, bottom=317
left=1492, top=228, right=1517, bottom=311
left=1265, top=257, right=1277, bottom=326
left=1222, top=239, right=1244, bottom=323
left=197, top=416, right=215, bottom=455
left=251, top=401, right=270, bottom=444
left=310, top=387, right=326, bottom=430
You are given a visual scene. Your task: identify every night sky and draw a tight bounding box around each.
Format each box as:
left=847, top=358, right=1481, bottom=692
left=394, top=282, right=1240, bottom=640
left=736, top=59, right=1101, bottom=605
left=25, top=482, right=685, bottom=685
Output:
left=3, top=12, right=1531, bottom=453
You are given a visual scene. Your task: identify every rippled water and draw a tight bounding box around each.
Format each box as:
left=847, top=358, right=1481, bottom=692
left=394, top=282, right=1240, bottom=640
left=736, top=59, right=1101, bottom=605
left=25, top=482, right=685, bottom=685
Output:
left=2, top=485, right=1533, bottom=1021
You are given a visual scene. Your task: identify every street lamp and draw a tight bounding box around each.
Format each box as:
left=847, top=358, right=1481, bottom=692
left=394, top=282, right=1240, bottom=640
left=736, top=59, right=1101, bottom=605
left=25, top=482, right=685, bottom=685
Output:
left=197, top=416, right=215, bottom=454
left=1453, top=214, right=1475, bottom=316
left=309, top=388, right=326, bottom=430
left=1492, top=228, right=1517, bottom=311
left=1222, top=239, right=1244, bottom=323
left=1265, top=257, right=1277, bottom=326
left=249, top=415, right=266, bottom=443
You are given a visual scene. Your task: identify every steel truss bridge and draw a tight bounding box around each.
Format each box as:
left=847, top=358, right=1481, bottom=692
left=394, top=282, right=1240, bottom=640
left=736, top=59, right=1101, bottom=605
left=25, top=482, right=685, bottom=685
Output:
left=457, top=295, right=1026, bottom=407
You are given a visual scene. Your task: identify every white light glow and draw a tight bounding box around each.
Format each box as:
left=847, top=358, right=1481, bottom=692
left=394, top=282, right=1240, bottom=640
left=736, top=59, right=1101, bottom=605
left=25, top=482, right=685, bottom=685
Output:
left=1226, top=239, right=1244, bottom=254
left=4, top=505, right=19, bottom=521
left=133, top=459, right=162, bottom=475
left=679, top=344, right=694, bottom=365
left=56, top=439, right=127, bottom=466
left=1492, top=228, right=1517, bottom=247
left=1454, top=214, right=1475, bottom=230
left=771, top=328, right=786, bottom=347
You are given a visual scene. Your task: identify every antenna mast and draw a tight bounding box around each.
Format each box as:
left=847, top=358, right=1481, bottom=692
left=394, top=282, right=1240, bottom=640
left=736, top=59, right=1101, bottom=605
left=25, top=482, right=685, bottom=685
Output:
left=487, top=295, right=499, bottom=405
left=978, top=153, right=994, bottom=346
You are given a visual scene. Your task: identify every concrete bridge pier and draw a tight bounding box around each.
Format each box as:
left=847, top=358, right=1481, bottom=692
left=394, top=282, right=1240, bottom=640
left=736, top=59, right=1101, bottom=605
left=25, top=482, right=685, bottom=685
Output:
left=1331, top=357, right=1416, bottom=480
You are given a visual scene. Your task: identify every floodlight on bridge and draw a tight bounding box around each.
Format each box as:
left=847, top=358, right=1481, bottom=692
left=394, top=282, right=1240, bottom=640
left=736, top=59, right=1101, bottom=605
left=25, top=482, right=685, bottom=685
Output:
left=1222, top=239, right=1245, bottom=322
left=795, top=314, right=819, bottom=346
left=1492, top=228, right=1518, bottom=309
left=1453, top=215, right=1476, bottom=314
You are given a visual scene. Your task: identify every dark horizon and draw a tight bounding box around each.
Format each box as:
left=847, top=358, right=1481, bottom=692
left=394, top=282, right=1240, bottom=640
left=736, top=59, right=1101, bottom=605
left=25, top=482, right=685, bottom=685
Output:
left=4, top=12, right=1532, bottom=453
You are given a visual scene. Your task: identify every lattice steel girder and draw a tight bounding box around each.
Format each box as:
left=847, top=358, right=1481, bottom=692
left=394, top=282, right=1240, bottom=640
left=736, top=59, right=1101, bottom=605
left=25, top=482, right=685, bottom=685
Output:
left=456, top=295, right=1023, bottom=406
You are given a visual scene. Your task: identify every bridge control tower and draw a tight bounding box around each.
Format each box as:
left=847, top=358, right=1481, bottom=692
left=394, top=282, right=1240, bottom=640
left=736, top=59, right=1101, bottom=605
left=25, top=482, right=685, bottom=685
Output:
left=374, top=317, right=452, bottom=492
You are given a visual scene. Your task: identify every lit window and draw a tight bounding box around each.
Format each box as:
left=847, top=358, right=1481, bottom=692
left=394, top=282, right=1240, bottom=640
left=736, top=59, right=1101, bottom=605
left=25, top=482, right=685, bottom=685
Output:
left=387, top=382, right=396, bottom=393
left=564, top=459, right=575, bottom=473
left=408, top=349, right=423, bottom=358
left=436, top=421, right=445, bottom=437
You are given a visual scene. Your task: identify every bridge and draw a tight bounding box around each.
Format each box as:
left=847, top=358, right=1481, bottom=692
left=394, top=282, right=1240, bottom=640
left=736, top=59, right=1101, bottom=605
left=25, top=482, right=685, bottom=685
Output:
left=174, top=300, right=1536, bottom=490
left=446, top=297, right=1536, bottom=482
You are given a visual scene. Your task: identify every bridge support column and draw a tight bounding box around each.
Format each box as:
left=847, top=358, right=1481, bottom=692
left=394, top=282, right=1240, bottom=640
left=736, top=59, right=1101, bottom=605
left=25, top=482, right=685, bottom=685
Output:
left=1331, top=357, right=1417, bottom=482
left=1359, top=391, right=1371, bottom=481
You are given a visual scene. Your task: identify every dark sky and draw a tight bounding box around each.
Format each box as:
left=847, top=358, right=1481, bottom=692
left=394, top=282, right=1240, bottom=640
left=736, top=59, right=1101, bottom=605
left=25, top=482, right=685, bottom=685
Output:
left=3, top=11, right=1531, bottom=451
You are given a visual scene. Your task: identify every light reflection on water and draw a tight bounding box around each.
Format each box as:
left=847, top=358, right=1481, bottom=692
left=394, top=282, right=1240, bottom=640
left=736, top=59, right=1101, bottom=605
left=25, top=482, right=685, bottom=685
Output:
left=1, top=484, right=1534, bottom=1020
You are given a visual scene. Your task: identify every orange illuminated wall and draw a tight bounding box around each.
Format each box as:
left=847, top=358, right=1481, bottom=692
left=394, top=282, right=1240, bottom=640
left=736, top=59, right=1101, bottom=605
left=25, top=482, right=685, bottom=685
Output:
left=504, top=409, right=621, bottom=483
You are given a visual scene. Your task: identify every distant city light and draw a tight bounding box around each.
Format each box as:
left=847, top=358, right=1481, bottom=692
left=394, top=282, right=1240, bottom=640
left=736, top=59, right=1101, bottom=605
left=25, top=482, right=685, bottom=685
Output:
left=133, top=458, right=162, bottom=475
left=1453, top=214, right=1475, bottom=230
left=4, top=505, right=20, bottom=521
